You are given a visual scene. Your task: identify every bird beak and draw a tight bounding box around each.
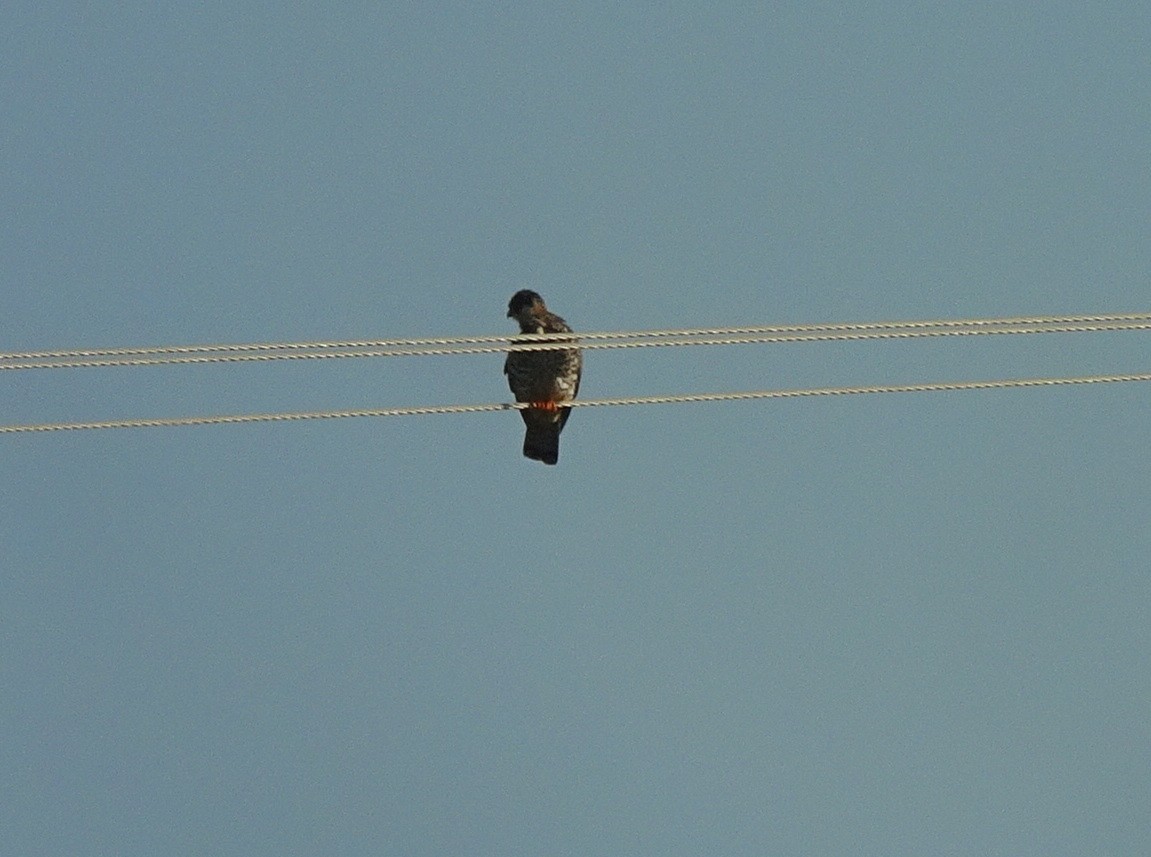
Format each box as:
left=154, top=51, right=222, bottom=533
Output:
left=506, top=308, right=514, bottom=318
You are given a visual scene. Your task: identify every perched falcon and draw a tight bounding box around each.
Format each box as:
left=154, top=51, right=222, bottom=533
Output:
left=504, top=290, right=583, bottom=465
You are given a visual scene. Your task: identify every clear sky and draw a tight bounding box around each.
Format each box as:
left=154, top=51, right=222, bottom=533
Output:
left=3, top=3, right=1149, bottom=855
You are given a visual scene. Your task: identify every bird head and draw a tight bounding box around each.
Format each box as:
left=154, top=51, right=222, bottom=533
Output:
left=507, top=290, right=546, bottom=323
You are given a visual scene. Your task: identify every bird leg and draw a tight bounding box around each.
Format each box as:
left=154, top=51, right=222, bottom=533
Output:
left=530, top=400, right=559, bottom=412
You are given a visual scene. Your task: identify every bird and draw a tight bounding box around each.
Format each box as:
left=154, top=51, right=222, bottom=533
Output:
left=503, top=290, right=583, bottom=465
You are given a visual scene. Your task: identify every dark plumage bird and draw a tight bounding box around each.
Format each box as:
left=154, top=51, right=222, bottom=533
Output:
left=503, top=290, right=583, bottom=465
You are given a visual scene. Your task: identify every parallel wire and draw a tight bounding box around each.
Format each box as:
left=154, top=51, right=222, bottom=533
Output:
left=2, top=311, right=1149, bottom=361
left=3, top=371, right=1148, bottom=434
left=3, top=317, right=1150, bottom=371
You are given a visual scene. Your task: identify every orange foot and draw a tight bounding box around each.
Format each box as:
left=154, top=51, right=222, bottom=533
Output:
left=530, top=400, right=559, bottom=412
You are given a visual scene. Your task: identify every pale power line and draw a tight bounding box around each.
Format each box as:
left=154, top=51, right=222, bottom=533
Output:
left=2, top=371, right=1148, bottom=435
left=1, top=312, right=1149, bottom=372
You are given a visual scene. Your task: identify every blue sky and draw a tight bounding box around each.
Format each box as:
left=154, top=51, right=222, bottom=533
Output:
left=3, top=3, right=1149, bottom=855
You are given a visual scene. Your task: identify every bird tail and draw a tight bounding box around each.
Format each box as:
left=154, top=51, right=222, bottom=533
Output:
left=523, top=423, right=560, bottom=465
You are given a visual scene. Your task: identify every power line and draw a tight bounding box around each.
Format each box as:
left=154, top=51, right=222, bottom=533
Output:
left=3, top=371, right=1148, bottom=434
left=2, top=310, right=1148, bottom=360
left=3, top=314, right=1150, bottom=371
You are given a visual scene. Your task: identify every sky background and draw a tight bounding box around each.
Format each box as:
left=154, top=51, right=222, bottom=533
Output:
left=3, top=3, right=1150, bottom=855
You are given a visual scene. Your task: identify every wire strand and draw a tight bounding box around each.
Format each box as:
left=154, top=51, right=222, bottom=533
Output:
left=2, top=311, right=1148, bottom=367
left=3, top=371, right=1147, bottom=434
left=4, top=318, right=1150, bottom=371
